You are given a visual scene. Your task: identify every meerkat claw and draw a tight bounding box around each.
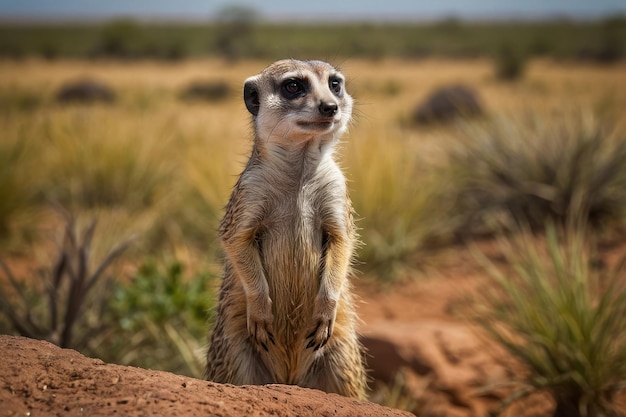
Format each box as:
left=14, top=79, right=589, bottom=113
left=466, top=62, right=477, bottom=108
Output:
left=306, top=320, right=332, bottom=350
left=316, top=334, right=331, bottom=351
left=306, top=325, right=319, bottom=341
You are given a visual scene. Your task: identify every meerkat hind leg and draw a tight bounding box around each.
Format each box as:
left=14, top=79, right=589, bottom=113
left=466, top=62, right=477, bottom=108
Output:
left=300, top=343, right=366, bottom=400
left=231, top=341, right=275, bottom=385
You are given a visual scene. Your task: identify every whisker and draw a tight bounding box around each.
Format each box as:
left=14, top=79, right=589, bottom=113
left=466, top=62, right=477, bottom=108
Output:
left=267, top=119, right=284, bottom=144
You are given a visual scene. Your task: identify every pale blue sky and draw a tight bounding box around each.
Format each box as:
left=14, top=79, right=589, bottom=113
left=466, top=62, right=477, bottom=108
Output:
left=0, top=0, right=624, bottom=21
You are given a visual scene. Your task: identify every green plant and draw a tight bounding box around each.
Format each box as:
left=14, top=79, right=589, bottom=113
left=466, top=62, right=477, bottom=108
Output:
left=474, top=224, right=626, bottom=417
left=444, top=111, right=626, bottom=238
left=104, top=260, right=215, bottom=378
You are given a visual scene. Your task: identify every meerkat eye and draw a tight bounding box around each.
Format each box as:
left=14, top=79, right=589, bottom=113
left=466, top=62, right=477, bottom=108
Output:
left=329, top=77, right=342, bottom=95
left=281, top=79, right=306, bottom=99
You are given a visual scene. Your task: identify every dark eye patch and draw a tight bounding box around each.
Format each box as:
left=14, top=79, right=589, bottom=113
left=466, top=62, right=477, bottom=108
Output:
left=329, top=76, right=342, bottom=95
left=281, top=78, right=307, bottom=99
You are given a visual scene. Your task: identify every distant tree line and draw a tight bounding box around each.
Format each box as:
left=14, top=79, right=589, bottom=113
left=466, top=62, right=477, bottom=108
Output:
left=0, top=11, right=624, bottom=63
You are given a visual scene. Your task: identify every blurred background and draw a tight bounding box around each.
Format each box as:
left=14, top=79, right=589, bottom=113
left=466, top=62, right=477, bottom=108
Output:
left=1, top=1, right=626, bottom=416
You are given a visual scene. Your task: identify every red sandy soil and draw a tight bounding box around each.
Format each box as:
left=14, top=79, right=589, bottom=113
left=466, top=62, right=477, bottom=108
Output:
left=0, top=335, right=412, bottom=417
left=356, top=243, right=516, bottom=417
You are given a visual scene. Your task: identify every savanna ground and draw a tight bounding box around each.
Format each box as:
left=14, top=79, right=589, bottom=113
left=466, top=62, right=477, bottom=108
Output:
left=1, top=55, right=626, bottom=416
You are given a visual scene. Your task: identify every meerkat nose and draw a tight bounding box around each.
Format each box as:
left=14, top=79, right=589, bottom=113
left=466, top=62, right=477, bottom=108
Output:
left=319, top=102, right=338, bottom=117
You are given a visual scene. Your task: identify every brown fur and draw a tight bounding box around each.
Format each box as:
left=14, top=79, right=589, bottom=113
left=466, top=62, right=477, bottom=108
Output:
left=205, top=59, right=367, bottom=399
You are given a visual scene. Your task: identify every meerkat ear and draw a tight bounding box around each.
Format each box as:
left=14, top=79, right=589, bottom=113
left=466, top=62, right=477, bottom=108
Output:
left=243, top=77, right=260, bottom=116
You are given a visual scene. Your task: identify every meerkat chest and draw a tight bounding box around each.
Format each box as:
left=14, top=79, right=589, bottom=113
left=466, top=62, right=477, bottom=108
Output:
left=264, top=163, right=345, bottom=234
left=252, top=171, right=342, bottom=278
left=263, top=181, right=328, bottom=240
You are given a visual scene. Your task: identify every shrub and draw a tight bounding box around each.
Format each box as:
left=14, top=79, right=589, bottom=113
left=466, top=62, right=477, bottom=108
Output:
left=180, top=80, right=231, bottom=102
left=56, top=79, right=116, bottom=104
left=105, top=260, right=215, bottom=377
left=474, top=224, right=626, bottom=417
left=0, top=211, right=132, bottom=349
left=412, top=84, right=484, bottom=125
left=444, top=111, right=626, bottom=238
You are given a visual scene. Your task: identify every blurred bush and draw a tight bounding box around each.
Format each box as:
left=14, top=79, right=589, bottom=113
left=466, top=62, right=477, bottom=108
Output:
left=412, top=84, right=484, bottom=125
left=474, top=224, right=626, bottom=417
left=180, top=80, right=232, bottom=102
left=56, top=79, right=116, bottom=104
left=443, top=111, right=626, bottom=238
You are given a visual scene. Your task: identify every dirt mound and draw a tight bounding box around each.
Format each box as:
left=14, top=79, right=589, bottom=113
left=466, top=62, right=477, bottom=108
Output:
left=362, top=320, right=513, bottom=417
left=0, top=335, right=412, bottom=417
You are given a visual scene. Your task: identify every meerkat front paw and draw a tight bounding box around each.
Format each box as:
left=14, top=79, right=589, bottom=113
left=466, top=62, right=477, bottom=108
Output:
left=306, top=295, right=338, bottom=351
left=246, top=296, right=275, bottom=352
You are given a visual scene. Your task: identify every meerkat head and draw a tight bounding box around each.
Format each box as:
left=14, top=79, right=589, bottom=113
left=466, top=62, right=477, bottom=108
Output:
left=243, top=59, right=353, bottom=146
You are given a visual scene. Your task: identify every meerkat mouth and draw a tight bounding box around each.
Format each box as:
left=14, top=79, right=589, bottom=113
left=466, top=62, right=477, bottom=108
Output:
left=297, top=120, right=335, bottom=130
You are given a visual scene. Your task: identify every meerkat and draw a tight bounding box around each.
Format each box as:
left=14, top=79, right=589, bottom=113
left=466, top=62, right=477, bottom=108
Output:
left=205, top=59, right=367, bottom=399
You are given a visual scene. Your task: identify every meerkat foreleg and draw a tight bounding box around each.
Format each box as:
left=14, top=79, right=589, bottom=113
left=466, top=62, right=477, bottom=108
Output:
left=306, top=219, right=352, bottom=351
left=221, top=220, right=275, bottom=352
